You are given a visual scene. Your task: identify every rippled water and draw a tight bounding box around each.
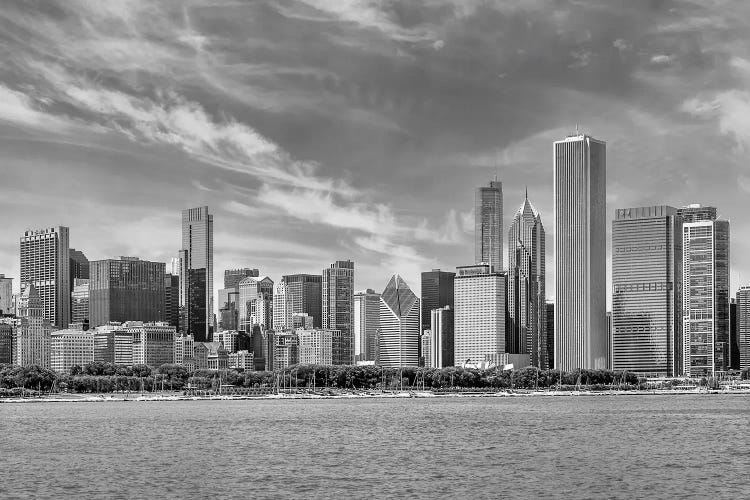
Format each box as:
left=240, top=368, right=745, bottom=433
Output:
left=1, top=395, right=748, bottom=499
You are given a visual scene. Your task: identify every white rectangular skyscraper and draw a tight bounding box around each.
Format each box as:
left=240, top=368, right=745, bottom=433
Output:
left=554, top=134, right=607, bottom=370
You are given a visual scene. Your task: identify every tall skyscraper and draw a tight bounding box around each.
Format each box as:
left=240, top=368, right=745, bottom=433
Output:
left=20, top=226, right=71, bottom=328
left=507, top=193, right=546, bottom=367
left=475, top=179, right=503, bottom=271
left=281, top=274, right=322, bottom=327
left=429, top=305, right=454, bottom=368
left=454, top=264, right=507, bottom=366
left=322, top=260, right=354, bottom=365
left=181, top=206, right=213, bottom=342
left=0, top=274, right=12, bottom=315
left=258, top=276, right=274, bottom=330
left=354, top=289, right=380, bottom=362
left=71, top=278, right=90, bottom=327
left=272, top=281, right=293, bottom=331
left=238, top=277, right=269, bottom=331
left=730, top=299, right=739, bottom=370
left=378, top=275, right=420, bottom=367
left=679, top=204, right=730, bottom=376
left=69, top=248, right=89, bottom=285
left=553, top=133, right=607, bottom=370
left=737, top=287, right=750, bottom=371
left=420, top=269, right=455, bottom=338
left=164, top=273, right=180, bottom=330
left=545, top=301, right=554, bottom=369
left=224, top=268, right=259, bottom=289
left=611, top=206, right=682, bottom=376
left=13, top=284, right=53, bottom=367
left=89, top=257, right=166, bottom=328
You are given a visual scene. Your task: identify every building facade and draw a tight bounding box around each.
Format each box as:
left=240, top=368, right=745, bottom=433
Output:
left=174, top=334, right=195, bottom=370
left=297, top=329, right=343, bottom=365
left=20, top=226, right=70, bottom=328
left=322, top=260, right=354, bottom=365
left=0, top=274, right=12, bottom=315
left=281, top=274, right=322, bottom=328
left=507, top=194, right=546, bottom=367
left=272, top=281, right=293, bottom=331
left=238, top=277, right=268, bottom=332
left=737, top=287, right=750, bottom=371
left=378, top=275, right=420, bottom=367
left=679, top=205, right=730, bottom=376
left=454, top=264, right=507, bottom=366
left=420, top=269, right=454, bottom=364
left=71, top=278, right=90, bottom=327
left=475, top=179, right=503, bottom=272
left=429, top=305, right=454, bottom=368
left=0, top=320, right=14, bottom=364
left=13, top=284, right=53, bottom=368
left=50, top=330, right=94, bottom=373
left=354, top=289, right=380, bottom=362
left=88, top=257, right=166, bottom=328
left=181, top=206, right=213, bottom=342
left=93, top=324, right=134, bottom=365
left=164, top=273, right=180, bottom=330
left=554, top=134, right=607, bottom=370
left=123, top=321, right=175, bottom=367
left=224, top=268, right=259, bottom=289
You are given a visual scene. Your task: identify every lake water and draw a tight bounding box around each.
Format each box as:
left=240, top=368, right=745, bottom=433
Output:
left=1, top=395, right=748, bottom=499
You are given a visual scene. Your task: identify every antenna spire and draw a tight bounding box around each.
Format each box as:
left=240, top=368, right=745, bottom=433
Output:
left=525, top=185, right=528, bottom=200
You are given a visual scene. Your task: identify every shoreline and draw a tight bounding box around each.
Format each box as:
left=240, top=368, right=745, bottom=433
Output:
left=3, top=388, right=749, bottom=403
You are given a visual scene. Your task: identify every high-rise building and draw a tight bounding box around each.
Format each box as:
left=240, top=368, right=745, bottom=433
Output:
left=378, top=275, right=420, bottom=367
left=93, top=324, right=134, bottom=365
left=429, top=305, right=454, bottom=368
left=297, top=329, right=343, bottom=365
left=258, top=276, right=274, bottom=330
left=238, top=277, right=269, bottom=331
left=224, top=268, right=259, bottom=289
left=729, top=299, right=739, bottom=370
left=737, top=287, right=750, bottom=371
left=0, top=320, right=13, bottom=364
left=421, top=332, right=432, bottom=368
left=545, top=301, right=554, bottom=369
left=181, top=206, right=213, bottom=342
left=322, top=260, right=354, bottom=365
left=69, top=248, right=89, bottom=286
left=271, top=332, right=299, bottom=370
left=0, top=274, right=12, bottom=315
left=164, top=273, right=180, bottom=330
left=174, top=334, right=195, bottom=369
left=50, top=329, right=94, bottom=373
left=354, top=289, right=380, bottom=362
left=20, top=226, right=70, bottom=328
left=218, top=287, right=240, bottom=331
left=475, top=179, right=503, bottom=271
left=281, top=274, right=322, bottom=327
left=554, top=133, right=607, bottom=370
left=215, top=330, right=239, bottom=353
left=89, top=257, right=166, bottom=328
left=123, top=321, right=176, bottom=367
left=273, top=281, right=293, bottom=331
left=13, top=284, right=53, bottom=367
left=420, top=269, right=454, bottom=345
left=507, top=193, right=546, bottom=367
left=71, top=278, right=90, bottom=327
left=454, top=264, right=507, bottom=366
left=611, top=206, right=682, bottom=376
left=678, top=204, right=730, bottom=376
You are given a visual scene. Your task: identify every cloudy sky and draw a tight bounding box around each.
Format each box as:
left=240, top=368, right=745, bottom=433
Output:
left=1, top=0, right=749, bottom=305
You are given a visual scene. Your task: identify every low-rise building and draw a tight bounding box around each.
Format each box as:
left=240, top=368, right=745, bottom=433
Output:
left=195, top=342, right=229, bottom=370
left=228, top=350, right=253, bottom=370
left=175, top=334, right=195, bottom=370
left=50, top=329, right=94, bottom=373
left=215, top=330, right=239, bottom=353
left=123, top=321, right=175, bottom=367
left=93, top=323, right=134, bottom=365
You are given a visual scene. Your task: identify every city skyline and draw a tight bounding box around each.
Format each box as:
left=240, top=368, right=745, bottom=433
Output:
left=1, top=2, right=750, bottom=302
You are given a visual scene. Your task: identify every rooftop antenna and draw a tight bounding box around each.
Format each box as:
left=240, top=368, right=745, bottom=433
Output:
left=525, top=185, right=528, bottom=200
left=575, top=123, right=579, bottom=135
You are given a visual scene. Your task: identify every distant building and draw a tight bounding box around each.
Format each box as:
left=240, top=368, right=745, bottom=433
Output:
left=420, top=269, right=454, bottom=365
left=354, top=289, right=380, bottom=362
left=730, top=299, right=739, bottom=370
left=678, top=204, right=730, bottom=376
left=554, top=134, right=607, bottom=370
left=174, top=334, right=195, bottom=370
left=0, top=274, right=12, bottom=315
left=229, top=350, right=253, bottom=370
left=421, top=331, right=432, bottom=368
left=194, top=342, right=228, bottom=370
left=69, top=248, right=89, bottom=304
left=93, top=324, right=133, bottom=365
left=322, top=260, right=354, bottom=365
left=378, top=275, right=420, bottom=367
left=71, top=278, right=90, bottom=327
left=0, top=320, right=13, bottom=364
left=272, top=281, right=293, bottom=331
left=281, top=274, right=322, bottom=328
left=20, top=226, right=70, bottom=328
left=164, top=273, right=180, bottom=330
left=292, top=313, right=314, bottom=330
left=429, top=306, right=454, bottom=368
left=224, top=268, right=259, bottom=289
left=14, top=284, right=53, bottom=368
left=454, top=264, right=506, bottom=367
left=217, top=287, right=239, bottom=332
left=123, top=321, right=175, bottom=367
left=475, top=179, right=503, bottom=272
left=89, top=257, right=166, bottom=328
left=737, top=287, right=750, bottom=371
left=215, top=330, right=239, bottom=353
left=297, top=329, right=343, bottom=365
left=238, top=277, right=268, bottom=332
left=270, top=332, right=299, bottom=370
left=50, top=329, right=94, bottom=373
left=181, top=206, right=214, bottom=342
left=545, top=301, right=554, bottom=369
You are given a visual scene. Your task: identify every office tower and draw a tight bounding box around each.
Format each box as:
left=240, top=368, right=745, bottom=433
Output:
left=164, top=273, right=180, bottom=330
left=293, top=313, right=314, bottom=329
left=258, top=276, right=274, bottom=330
left=271, top=332, right=299, bottom=370
left=554, top=133, right=607, bottom=370
left=69, top=248, right=89, bottom=284
left=173, top=334, right=195, bottom=369
left=429, top=305, right=454, bottom=368
left=281, top=274, right=322, bottom=327
left=0, top=274, right=12, bottom=314
left=218, top=287, right=240, bottom=331
left=123, top=321, right=176, bottom=367
left=13, top=284, right=53, bottom=367
left=50, top=329, right=94, bottom=373
left=238, top=277, right=268, bottom=331
left=215, top=330, right=239, bottom=353
left=181, top=206, right=213, bottom=342
left=454, top=264, right=507, bottom=366
left=224, top=268, right=259, bottom=289
left=545, top=301, right=554, bottom=369
left=507, top=193, right=546, bottom=367
left=737, top=287, right=750, bottom=370
left=322, top=260, right=354, bottom=365
left=421, top=332, right=432, bottom=368
left=88, top=257, right=166, bottom=328
left=0, top=321, right=13, bottom=364
left=611, top=206, right=682, bottom=376
left=273, top=281, right=293, bottom=331
left=20, top=226, right=70, bottom=328
left=420, top=269, right=455, bottom=341
left=297, top=329, right=343, bottom=365
left=71, top=278, right=90, bottom=327
left=378, top=275, right=420, bottom=367
left=354, top=289, right=380, bottom=362
left=678, top=204, right=730, bottom=376
left=729, top=299, right=739, bottom=370
left=475, top=179, right=503, bottom=271
left=94, top=324, right=134, bottom=365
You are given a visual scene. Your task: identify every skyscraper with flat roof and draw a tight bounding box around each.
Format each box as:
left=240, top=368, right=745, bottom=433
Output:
left=378, top=275, right=420, bottom=367
left=554, top=133, right=607, bottom=370
left=0, top=274, right=12, bottom=315
left=323, top=260, right=354, bottom=364
left=612, top=206, right=682, bottom=376
left=181, top=207, right=213, bottom=342
left=420, top=269, right=454, bottom=337
left=678, top=204, right=730, bottom=376
left=475, top=179, right=503, bottom=271
left=282, top=274, right=322, bottom=327
left=20, top=226, right=70, bottom=328
left=737, top=287, right=750, bottom=371
left=354, top=289, right=380, bottom=362
left=507, top=194, right=546, bottom=367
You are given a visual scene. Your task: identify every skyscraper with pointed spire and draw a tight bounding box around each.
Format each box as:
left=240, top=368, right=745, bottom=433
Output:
left=475, top=179, right=503, bottom=271
left=507, top=192, right=546, bottom=368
